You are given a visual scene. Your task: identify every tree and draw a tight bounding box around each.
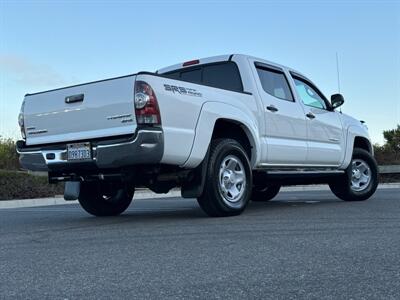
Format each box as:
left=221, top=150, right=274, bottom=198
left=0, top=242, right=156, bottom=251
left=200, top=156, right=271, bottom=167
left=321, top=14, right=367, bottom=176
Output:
left=373, top=124, right=400, bottom=165
left=383, top=124, right=400, bottom=153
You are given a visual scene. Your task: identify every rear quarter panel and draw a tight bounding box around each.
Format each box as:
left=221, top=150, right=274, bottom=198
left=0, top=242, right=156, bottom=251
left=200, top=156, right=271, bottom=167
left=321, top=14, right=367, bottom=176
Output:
left=136, top=74, right=204, bottom=165
left=136, top=73, right=261, bottom=167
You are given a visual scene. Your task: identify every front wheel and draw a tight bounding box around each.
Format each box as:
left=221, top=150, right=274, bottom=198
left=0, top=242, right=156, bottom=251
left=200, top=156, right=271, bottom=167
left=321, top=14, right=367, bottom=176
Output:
left=78, top=182, right=134, bottom=216
left=329, top=148, right=378, bottom=201
left=197, top=138, right=252, bottom=217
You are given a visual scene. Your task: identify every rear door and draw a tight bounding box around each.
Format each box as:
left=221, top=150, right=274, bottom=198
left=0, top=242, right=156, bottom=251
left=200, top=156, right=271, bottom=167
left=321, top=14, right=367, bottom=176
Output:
left=290, top=73, right=344, bottom=166
left=252, top=61, right=308, bottom=165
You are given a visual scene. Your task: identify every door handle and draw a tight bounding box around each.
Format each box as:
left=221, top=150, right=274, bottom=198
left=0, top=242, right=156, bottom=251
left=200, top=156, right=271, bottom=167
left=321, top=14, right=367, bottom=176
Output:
left=266, top=105, right=278, bottom=112
left=306, top=112, right=315, bottom=119
left=65, top=94, right=84, bottom=104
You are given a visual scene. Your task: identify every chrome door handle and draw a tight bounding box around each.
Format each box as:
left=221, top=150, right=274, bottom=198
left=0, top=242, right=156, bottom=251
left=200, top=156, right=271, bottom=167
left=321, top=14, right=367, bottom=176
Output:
left=266, top=105, right=278, bottom=112
left=306, top=112, right=315, bottom=119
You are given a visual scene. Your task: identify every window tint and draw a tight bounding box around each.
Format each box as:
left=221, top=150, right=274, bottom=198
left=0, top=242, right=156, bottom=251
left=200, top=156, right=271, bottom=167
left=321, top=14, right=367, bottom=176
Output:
left=180, top=68, right=202, bottom=84
left=202, top=63, right=243, bottom=92
left=164, top=71, right=180, bottom=80
left=293, top=77, right=327, bottom=109
left=256, top=67, right=293, bottom=101
left=162, top=62, right=244, bottom=93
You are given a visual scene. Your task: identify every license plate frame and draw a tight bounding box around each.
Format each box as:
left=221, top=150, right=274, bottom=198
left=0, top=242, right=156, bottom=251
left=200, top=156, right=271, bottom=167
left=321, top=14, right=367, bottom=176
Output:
left=67, top=142, right=92, bottom=161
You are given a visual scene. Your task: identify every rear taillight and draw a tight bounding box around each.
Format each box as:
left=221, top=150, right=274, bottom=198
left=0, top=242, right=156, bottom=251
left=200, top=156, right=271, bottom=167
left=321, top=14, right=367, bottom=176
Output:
left=134, top=81, right=161, bottom=125
left=18, top=101, right=26, bottom=139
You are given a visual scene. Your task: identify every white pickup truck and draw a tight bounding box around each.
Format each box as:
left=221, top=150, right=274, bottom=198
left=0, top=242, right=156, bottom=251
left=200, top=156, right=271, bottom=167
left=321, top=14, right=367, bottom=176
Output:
left=17, top=54, right=378, bottom=217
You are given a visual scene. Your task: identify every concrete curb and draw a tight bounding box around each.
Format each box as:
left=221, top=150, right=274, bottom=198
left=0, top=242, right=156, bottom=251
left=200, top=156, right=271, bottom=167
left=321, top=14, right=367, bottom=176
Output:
left=1, top=183, right=399, bottom=210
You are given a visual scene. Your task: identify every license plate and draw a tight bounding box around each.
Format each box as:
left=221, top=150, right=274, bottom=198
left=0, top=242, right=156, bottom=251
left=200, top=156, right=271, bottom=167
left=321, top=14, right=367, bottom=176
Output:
left=67, top=142, right=92, bottom=161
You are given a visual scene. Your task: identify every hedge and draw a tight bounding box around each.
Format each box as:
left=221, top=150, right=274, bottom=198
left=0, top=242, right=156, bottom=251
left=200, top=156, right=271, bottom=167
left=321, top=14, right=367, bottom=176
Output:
left=0, top=170, right=64, bottom=200
left=0, top=138, right=19, bottom=170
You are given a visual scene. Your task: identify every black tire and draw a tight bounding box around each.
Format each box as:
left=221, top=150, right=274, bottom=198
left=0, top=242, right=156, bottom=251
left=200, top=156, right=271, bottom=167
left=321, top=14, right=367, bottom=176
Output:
left=329, top=148, right=378, bottom=201
left=251, top=185, right=281, bottom=202
left=78, top=181, right=134, bottom=216
left=197, top=138, right=252, bottom=217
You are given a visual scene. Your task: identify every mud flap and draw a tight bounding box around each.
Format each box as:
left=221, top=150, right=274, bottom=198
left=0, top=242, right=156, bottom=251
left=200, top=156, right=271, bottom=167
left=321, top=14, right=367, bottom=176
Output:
left=181, top=148, right=210, bottom=198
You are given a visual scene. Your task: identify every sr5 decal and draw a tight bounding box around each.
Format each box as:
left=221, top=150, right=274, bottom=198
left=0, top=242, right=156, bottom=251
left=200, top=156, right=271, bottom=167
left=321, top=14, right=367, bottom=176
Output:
left=164, top=84, right=202, bottom=97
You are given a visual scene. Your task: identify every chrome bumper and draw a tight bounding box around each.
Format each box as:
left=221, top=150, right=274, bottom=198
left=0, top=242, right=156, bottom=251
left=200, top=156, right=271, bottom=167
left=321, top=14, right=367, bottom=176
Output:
left=16, top=129, right=163, bottom=172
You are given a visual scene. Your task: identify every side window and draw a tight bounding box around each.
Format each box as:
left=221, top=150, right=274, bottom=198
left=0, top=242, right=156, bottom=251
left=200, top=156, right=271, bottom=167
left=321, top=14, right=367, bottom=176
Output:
left=180, top=68, right=202, bottom=84
left=293, top=77, right=327, bottom=110
left=256, top=67, right=293, bottom=101
left=202, top=63, right=243, bottom=92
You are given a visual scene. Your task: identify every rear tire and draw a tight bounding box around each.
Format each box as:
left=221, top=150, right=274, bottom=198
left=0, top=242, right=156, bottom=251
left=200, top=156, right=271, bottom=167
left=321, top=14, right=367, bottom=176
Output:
left=329, top=148, right=378, bottom=201
left=197, top=138, right=252, bottom=217
left=78, top=182, right=134, bottom=216
left=251, top=185, right=281, bottom=202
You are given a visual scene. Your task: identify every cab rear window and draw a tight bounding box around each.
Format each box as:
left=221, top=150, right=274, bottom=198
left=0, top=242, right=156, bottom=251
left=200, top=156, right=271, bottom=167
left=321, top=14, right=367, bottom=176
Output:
left=163, top=62, right=243, bottom=93
left=180, top=68, right=202, bottom=84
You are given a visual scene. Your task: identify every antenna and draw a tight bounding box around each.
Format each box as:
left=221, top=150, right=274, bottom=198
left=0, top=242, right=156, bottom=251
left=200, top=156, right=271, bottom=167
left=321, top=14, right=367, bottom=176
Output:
left=336, top=52, right=342, bottom=113
left=336, top=52, right=341, bottom=93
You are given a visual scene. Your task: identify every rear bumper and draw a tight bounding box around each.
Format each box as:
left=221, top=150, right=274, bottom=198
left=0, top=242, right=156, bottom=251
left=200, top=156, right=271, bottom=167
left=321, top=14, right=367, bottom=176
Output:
left=16, top=129, right=163, bottom=172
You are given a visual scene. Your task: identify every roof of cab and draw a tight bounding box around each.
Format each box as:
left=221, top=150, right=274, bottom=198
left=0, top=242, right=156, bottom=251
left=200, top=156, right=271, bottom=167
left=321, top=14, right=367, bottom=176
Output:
left=231, top=54, right=307, bottom=78
left=157, top=54, right=232, bottom=74
left=156, top=54, right=305, bottom=78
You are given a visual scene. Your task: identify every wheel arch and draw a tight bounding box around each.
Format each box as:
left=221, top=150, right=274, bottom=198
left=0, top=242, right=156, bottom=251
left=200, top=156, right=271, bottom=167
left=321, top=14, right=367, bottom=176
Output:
left=211, top=118, right=255, bottom=161
left=181, top=102, right=261, bottom=169
left=340, top=125, right=373, bottom=169
left=353, top=136, right=373, bottom=154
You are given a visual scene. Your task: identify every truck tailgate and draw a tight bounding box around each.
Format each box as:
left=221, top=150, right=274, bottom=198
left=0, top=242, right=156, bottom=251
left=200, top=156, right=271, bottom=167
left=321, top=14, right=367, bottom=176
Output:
left=24, top=75, right=137, bottom=146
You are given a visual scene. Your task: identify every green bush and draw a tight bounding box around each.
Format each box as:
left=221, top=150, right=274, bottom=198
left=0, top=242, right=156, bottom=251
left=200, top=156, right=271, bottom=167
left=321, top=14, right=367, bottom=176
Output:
left=383, top=124, right=400, bottom=153
left=374, top=124, right=400, bottom=165
left=0, top=138, right=19, bottom=170
left=374, top=145, right=400, bottom=165
left=0, top=170, right=64, bottom=200
left=0, top=139, right=64, bottom=200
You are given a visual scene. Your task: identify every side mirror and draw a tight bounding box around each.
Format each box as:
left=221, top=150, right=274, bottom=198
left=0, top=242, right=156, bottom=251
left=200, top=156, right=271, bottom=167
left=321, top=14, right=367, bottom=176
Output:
left=331, top=93, right=344, bottom=109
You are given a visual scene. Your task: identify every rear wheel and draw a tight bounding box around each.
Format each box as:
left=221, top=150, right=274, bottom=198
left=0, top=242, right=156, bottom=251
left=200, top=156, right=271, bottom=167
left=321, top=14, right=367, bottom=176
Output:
left=329, top=148, right=378, bottom=201
left=197, top=138, right=252, bottom=217
left=78, top=181, right=134, bottom=216
left=251, top=185, right=281, bottom=202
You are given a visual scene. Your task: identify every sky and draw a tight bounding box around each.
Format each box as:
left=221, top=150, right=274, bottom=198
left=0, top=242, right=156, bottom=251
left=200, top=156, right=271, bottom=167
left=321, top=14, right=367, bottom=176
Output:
left=0, top=0, right=399, bottom=144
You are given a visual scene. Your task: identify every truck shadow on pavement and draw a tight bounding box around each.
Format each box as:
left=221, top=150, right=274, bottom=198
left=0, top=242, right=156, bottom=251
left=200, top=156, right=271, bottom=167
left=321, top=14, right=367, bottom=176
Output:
left=0, top=196, right=355, bottom=236
left=77, top=197, right=344, bottom=223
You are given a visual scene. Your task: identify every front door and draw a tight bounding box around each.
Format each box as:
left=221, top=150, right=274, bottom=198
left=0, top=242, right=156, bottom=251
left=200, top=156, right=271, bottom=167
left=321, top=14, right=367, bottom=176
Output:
left=290, top=74, right=344, bottom=166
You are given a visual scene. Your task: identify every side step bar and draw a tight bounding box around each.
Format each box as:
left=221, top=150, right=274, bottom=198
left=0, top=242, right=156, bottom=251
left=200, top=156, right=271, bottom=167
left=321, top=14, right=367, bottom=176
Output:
left=254, top=169, right=345, bottom=186
left=267, top=169, right=344, bottom=175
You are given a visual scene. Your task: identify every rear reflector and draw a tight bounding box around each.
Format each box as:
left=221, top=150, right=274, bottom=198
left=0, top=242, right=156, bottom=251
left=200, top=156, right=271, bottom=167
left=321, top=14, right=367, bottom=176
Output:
left=182, top=59, right=200, bottom=67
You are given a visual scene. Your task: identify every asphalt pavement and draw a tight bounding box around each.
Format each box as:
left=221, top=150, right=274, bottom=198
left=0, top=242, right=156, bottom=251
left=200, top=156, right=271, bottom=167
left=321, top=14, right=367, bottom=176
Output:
left=1, top=189, right=399, bottom=299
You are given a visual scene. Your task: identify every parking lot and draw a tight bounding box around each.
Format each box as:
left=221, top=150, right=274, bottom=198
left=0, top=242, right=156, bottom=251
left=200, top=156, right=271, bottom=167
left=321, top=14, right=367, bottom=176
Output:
left=1, top=188, right=399, bottom=299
